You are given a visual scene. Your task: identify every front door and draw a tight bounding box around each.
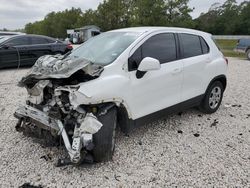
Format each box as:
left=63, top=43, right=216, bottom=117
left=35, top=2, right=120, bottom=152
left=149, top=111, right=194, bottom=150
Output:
left=127, top=33, right=183, bottom=119
left=0, top=36, right=31, bottom=68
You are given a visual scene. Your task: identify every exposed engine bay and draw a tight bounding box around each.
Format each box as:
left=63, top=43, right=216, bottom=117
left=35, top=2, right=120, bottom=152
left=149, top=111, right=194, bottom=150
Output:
left=14, top=54, right=111, bottom=165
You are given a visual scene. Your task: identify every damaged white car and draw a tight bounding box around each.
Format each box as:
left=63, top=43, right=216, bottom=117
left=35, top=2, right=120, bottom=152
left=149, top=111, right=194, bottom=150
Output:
left=14, top=27, right=227, bottom=165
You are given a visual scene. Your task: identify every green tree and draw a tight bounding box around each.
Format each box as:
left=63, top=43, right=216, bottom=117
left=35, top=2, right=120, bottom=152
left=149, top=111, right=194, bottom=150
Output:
left=130, top=0, right=166, bottom=26
left=165, top=0, right=194, bottom=27
left=95, top=0, right=132, bottom=31
left=235, top=1, right=250, bottom=34
left=76, top=9, right=98, bottom=28
left=195, top=0, right=250, bottom=35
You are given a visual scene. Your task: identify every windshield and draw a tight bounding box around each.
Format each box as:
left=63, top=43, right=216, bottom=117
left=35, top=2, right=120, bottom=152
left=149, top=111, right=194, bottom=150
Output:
left=69, top=31, right=140, bottom=65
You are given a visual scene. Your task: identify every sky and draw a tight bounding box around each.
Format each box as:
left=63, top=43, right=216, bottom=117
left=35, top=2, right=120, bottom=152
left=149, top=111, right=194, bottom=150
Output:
left=0, top=0, right=246, bottom=30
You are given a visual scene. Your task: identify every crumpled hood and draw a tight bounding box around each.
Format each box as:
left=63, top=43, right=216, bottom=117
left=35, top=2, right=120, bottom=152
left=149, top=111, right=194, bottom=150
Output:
left=19, top=54, right=104, bottom=86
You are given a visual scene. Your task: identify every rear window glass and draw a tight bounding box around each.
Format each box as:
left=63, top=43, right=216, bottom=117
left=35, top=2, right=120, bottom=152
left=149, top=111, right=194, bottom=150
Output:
left=31, top=37, right=49, bottom=44
left=200, top=37, right=209, bottom=54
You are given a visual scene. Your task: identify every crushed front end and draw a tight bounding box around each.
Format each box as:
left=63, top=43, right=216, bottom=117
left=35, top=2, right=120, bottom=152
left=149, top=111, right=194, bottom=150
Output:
left=14, top=54, right=105, bottom=164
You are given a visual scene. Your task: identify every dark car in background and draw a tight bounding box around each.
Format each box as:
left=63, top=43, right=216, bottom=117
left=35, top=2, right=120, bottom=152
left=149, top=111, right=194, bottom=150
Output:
left=234, top=38, right=250, bottom=60
left=0, top=34, right=73, bottom=68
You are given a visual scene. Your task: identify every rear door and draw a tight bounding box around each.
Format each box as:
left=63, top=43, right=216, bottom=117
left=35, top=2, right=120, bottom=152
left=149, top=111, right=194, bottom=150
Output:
left=128, top=32, right=183, bottom=119
left=178, top=33, right=210, bottom=102
left=29, top=36, right=54, bottom=64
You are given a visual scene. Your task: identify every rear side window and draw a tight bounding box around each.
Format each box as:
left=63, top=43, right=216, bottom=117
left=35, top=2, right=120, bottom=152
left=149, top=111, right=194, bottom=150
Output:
left=6, top=36, right=30, bottom=46
left=180, top=34, right=202, bottom=58
left=47, top=38, right=56, bottom=43
left=128, top=33, right=177, bottom=71
left=200, top=37, right=209, bottom=54
left=31, top=37, right=50, bottom=44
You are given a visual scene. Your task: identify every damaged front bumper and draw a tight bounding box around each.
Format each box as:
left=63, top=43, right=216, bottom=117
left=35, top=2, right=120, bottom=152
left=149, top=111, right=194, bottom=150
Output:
left=14, top=104, right=103, bottom=164
left=14, top=54, right=107, bottom=165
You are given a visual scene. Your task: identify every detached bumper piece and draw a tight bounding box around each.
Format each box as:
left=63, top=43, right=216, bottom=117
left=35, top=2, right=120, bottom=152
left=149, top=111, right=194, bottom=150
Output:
left=14, top=105, right=103, bottom=165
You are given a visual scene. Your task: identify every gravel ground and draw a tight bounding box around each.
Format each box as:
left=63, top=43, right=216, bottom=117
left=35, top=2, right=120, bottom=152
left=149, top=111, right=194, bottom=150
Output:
left=0, top=57, right=249, bottom=187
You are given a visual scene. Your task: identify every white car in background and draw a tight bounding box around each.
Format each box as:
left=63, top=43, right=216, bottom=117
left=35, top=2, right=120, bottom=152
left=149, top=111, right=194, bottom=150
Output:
left=14, top=27, right=228, bottom=165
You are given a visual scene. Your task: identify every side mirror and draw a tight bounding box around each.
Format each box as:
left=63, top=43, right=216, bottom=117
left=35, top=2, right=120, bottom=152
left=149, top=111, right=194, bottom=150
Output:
left=1, top=44, right=10, bottom=49
left=136, top=57, right=161, bottom=79
left=138, top=57, right=161, bottom=72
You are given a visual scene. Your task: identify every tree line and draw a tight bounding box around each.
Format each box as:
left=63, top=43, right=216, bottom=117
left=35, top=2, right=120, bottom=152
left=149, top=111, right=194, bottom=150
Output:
left=24, top=0, right=250, bottom=38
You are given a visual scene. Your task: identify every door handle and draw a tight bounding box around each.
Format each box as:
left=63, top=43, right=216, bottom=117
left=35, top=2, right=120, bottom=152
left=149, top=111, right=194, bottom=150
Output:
left=172, top=68, right=182, bottom=75
left=205, top=58, right=211, bottom=63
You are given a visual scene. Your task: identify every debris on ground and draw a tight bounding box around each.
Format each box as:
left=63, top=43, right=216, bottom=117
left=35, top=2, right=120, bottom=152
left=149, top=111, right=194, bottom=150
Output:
left=224, top=104, right=231, bottom=108
left=231, top=104, right=242, bottom=108
left=114, top=174, right=121, bottom=181
left=225, top=104, right=242, bottom=108
left=177, top=130, right=183, bottom=134
left=210, top=119, right=219, bottom=127
left=19, top=183, right=43, bottom=188
left=55, top=158, right=72, bottom=167
left=194, top=133, right=200, bottom=137
left=40, top=153, right=52, bottom=161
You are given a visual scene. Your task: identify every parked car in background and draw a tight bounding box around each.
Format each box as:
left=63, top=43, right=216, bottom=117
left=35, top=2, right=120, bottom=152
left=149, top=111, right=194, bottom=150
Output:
left=234, top=38, right=250, bottom=60
left=0, top=34, right=73, bottom=68
left=15, top=27, right=228, bottom=165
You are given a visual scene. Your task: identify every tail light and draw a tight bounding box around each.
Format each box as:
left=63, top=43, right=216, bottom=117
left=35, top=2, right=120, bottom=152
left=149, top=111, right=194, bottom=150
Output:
left=67, top=43, right=73, bottom=49
left=224, top=57, right=228, bottom=65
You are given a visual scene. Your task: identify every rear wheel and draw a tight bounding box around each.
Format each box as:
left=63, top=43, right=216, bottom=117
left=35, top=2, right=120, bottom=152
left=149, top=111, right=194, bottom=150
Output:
left=246, top=49, right=250, bottom=60
left=199, top=81, right=224, bottom=114
left=93, top=107, right=117, bottom=162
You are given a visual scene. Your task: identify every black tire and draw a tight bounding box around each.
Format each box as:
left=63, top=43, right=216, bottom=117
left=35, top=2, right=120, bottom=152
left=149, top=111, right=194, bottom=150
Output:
left=199, top=81, right=224, bottom=114
left=93, top=107, right=117, bottom=162
left=246, top=49, right=250, bottom=60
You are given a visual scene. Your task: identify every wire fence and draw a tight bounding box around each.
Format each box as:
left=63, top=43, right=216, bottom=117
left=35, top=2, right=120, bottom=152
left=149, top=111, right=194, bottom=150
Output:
left=212, top=35, right=250, bottom=40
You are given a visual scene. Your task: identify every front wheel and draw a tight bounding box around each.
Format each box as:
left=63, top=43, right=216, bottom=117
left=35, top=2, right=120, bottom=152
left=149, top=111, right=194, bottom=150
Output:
left=92, top=107, right=117, bottom=162
left=199, top=81, right=224, bottom=114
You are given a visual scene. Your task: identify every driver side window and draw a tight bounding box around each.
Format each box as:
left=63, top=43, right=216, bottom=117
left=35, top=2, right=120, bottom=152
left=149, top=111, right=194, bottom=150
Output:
left=128, top=33, right=177, bottom=71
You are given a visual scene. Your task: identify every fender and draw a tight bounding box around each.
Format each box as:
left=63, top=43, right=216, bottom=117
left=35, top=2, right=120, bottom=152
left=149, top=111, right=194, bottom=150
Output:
left=70, top=73, right=134, bottom=119
left=205, top=74, right=227, bottom=93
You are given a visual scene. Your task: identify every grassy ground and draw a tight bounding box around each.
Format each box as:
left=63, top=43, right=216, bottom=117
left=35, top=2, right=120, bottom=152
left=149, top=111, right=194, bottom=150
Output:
left=215, top=39, right=246, bottom=58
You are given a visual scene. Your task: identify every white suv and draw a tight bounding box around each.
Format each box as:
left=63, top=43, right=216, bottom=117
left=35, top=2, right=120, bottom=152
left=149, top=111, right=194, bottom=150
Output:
left=15, top=27, right=228, bottom=165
